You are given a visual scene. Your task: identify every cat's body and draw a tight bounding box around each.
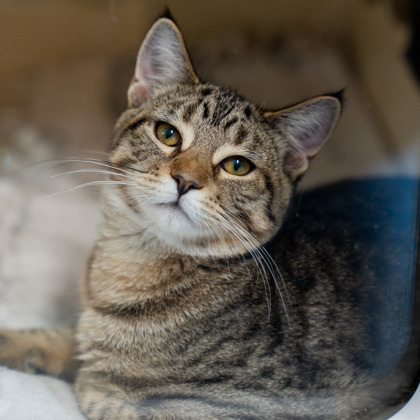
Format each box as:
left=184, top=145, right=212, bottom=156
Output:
left=0, top=15, right=419, bottom=420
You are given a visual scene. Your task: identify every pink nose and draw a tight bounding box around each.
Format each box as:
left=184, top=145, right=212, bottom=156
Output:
left=172, top=174, right=201, bottom=198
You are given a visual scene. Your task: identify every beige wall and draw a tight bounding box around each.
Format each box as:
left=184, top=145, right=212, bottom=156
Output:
left=1, top=0, right=351, bottom=80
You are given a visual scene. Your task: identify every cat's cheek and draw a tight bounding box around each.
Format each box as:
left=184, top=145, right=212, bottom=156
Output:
left=249, top=211, right=273, bottom=236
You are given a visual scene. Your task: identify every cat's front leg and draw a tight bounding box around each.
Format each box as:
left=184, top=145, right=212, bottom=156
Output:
left=75, top=370, right=221, bottom=420
left=76, top=373, right=141, bottom=420
left=0, top=326, right=79, bottom=381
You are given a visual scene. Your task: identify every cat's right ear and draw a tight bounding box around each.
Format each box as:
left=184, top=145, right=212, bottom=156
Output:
left=127, top=18, right=199, bottom=107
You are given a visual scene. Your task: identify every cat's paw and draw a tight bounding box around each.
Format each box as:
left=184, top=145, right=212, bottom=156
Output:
left=0, top=329, right=46, bottom=374
left=0, top=327, right=79, bottom=380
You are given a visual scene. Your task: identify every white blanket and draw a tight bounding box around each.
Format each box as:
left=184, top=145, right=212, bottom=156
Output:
left=0, top=129, right=99, bottom=419
left=0, top=368, right=84, bottom=420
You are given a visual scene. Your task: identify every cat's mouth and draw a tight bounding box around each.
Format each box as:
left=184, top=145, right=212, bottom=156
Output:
left=157, top=201, right=194, bottom=224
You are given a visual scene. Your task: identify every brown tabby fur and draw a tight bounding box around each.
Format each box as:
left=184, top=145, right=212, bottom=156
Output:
left=0, top=15, right=419, bottom=420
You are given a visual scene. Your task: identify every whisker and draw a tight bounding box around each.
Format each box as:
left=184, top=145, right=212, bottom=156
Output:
left=24, top=157, right=148, bottom=179
left=208, top=203, right=290, bottom=326
left=49, top=168, right=139, bottom=182
left=223, top=209, right=290, bottom=325
left=204, top=205, right=273, bottom=318
left=218, top=217, right=273, bottom=318
left=203, top=217, right=232, bottom=273
left=39, top=180, right=135, bottom=200
left=227, top=210, right=290, bottom=302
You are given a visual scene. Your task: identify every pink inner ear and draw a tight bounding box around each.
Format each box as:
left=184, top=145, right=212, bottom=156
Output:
left=283, top=151, right=308, bottom=175
left=280, top=98, right=341, bottom=178
left=137, top=40, right=167, bottom=87
left=289, top=110, right=335, bottom=156
left=128, top=83, right=148, bottom=107
left=127, top=19, right=198, bottom=108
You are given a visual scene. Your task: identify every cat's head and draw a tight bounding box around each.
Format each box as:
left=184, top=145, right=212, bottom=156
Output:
left=105, top=17, right=342, bottom=257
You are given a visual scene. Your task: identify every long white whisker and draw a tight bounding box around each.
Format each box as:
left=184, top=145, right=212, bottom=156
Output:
left=39, top=180, right=134, bottom=200
left=232, top=224, right=290, bottom=326
left=217, top=207, right=290, bottom=326
left=210, top=212, right=273, bottom=319
left=227, top=211, right=290, bottom=307
left=202, top=211, right=254, bottom=286
left=26, top=157, right=147, bottom=179
left=49, top=168, right=139, bottom=182
left=204, top=217, right=232, bottom=273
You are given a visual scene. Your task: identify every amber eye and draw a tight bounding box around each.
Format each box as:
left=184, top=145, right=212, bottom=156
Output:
left=155, top=122, right=181, bottom=147
left=221, top=156, right=254, bottom=176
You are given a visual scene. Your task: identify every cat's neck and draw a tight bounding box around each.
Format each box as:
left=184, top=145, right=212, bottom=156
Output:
left=84, top=234, right=258, bottom=323
left=84, top=196, right=274, bottom=323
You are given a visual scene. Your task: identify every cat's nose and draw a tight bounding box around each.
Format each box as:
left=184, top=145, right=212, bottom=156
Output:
left=172, top=174, right=201, bottom=198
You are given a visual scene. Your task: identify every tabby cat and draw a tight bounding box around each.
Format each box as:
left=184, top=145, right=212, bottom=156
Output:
left=0, top=15, right=419, bottom=420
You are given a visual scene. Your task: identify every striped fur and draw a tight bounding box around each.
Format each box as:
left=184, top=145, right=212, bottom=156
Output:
left=1, top=15, right=416, bottom=420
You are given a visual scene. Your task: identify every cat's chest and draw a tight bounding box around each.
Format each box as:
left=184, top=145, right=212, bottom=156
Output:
left=87, top=244, right=188, bottom=303
left=84, top=239, right=253, bottom=315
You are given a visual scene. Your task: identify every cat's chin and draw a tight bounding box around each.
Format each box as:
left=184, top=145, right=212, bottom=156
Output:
left=139, top=204, right=239, bottom=257
left=156, top=202, right=195, bottom=226
left=157, top=234, right=253, bottom=258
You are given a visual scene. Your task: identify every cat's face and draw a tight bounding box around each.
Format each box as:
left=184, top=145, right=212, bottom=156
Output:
left=109, top=84, right=294, bottom=257
left=105, top=18, right=341, bottom=258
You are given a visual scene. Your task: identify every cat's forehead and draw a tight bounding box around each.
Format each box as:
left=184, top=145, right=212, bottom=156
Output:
left=151, top=84, right=265, bottom=148
left=155, top=84, right=251, bottom=112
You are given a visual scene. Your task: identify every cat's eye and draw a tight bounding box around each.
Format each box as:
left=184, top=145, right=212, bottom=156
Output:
left=155, top=122, right=181, bottom=147
left=221, top=156, right=254, bottom=176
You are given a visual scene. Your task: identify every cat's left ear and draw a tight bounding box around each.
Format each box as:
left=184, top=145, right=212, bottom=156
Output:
left=128, top=17, right=199, bottom=107
left=264, top=94, right=342, bottom=180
